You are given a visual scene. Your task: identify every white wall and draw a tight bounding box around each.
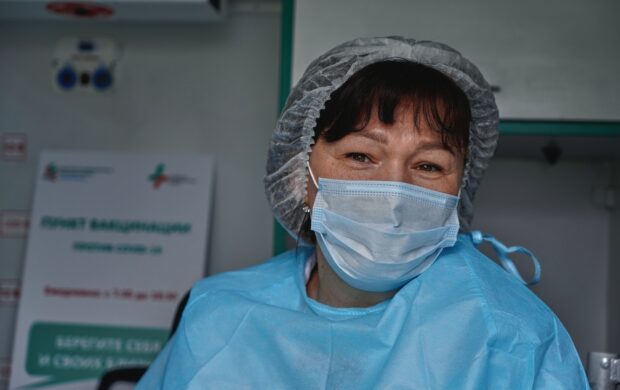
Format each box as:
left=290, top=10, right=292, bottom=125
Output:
left=0, top=4, right=281, bottom=375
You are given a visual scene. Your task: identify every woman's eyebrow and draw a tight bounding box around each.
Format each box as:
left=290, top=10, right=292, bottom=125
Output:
left=348, top=131, right=456, bottom=156
left=416, top=142, right=456, bottom=155
left=350, top=131, right=389, bottom=144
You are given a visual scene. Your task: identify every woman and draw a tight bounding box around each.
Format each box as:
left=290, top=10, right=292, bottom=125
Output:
left=138, top=37, right=588, bottom=389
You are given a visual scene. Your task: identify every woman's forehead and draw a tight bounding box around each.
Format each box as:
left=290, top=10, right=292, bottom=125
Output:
left=346, top=121, right=457, bottom=154
left=346, top=102, right=463, bottom=153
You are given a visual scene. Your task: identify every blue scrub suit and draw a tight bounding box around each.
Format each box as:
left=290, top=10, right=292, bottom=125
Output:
left=137, top=234, right=589, bottom=389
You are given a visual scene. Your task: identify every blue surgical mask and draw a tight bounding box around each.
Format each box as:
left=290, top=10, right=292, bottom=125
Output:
left=307, top=165, right=460, bottom=292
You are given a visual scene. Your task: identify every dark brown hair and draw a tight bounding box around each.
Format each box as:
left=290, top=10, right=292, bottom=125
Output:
left=313, top=60, right=471, bottom=153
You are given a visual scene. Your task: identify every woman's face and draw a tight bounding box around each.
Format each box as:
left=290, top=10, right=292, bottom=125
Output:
left=306, top=103, right=465, bottom=207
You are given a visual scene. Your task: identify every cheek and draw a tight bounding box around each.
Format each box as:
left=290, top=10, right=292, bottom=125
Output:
left=451, top=175, right=463, bottom=195
left=449, top=168, right=465, bottom=196
left=442, top=154, right=465, bottom=195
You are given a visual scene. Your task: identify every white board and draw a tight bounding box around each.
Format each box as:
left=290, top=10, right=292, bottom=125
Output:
left=9, top=151, right=214, bottom=389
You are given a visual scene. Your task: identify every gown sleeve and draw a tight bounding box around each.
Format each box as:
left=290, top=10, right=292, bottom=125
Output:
left=531, top=317, right=590, bottom=389
left=134, top=333, right=175, bottom=390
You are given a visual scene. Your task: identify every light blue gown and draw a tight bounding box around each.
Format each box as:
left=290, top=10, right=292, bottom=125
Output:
left=137, top=234, right=589, bottom=389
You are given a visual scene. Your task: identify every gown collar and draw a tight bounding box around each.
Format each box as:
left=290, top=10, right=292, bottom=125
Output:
left=296, top=246, right=391, bottom=320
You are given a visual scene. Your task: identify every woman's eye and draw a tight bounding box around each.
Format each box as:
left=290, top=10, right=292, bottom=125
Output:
left=345, top=152, right=371, bottom=163
left=417, top=163, right=442, bottom=172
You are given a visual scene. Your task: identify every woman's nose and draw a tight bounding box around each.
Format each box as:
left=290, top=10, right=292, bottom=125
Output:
left=380, top=162, right=411, bottom=184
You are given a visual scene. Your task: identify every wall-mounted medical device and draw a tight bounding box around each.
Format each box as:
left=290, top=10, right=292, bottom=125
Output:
left=52, top=38, right=119, bottom=93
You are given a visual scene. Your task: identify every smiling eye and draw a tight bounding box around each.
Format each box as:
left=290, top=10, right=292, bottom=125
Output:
left=345, top=152, right=371, bottom=163
left=417, top=163, right=442, bottom=172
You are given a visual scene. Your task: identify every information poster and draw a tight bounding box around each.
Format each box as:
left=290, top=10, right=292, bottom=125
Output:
left=9, top=151, right=214, bottom=389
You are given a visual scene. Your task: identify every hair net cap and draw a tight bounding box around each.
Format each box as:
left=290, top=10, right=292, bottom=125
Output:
left=265, top=36, right=499, bottom=242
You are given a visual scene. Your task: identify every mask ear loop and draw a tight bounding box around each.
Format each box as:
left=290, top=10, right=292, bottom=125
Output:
left=301, top=162, right=318, bottom=243
left=307, top=162, right=319, bottom=189
left=302, top=162, right=319, bottom=215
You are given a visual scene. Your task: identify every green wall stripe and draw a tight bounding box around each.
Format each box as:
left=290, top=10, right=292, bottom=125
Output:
left=500, top=121, right=620, bottom=136
left=273, top=0, right=295, bottom=256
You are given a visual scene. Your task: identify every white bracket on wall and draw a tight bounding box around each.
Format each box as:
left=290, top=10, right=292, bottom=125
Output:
left=51, top=37, right=120, bottom=93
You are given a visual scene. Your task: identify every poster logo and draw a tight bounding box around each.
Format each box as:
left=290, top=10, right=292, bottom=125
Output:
left=43, top=163, right=58, bottom=182
left=148, top=164, right=168, bottom=189
left=43, top=162, right=112, bottom=182
left=148, top=163, right=195, bottom=189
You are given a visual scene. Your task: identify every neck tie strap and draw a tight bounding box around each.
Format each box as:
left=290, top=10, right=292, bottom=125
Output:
left=471, top=231, right=541, bottom=286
